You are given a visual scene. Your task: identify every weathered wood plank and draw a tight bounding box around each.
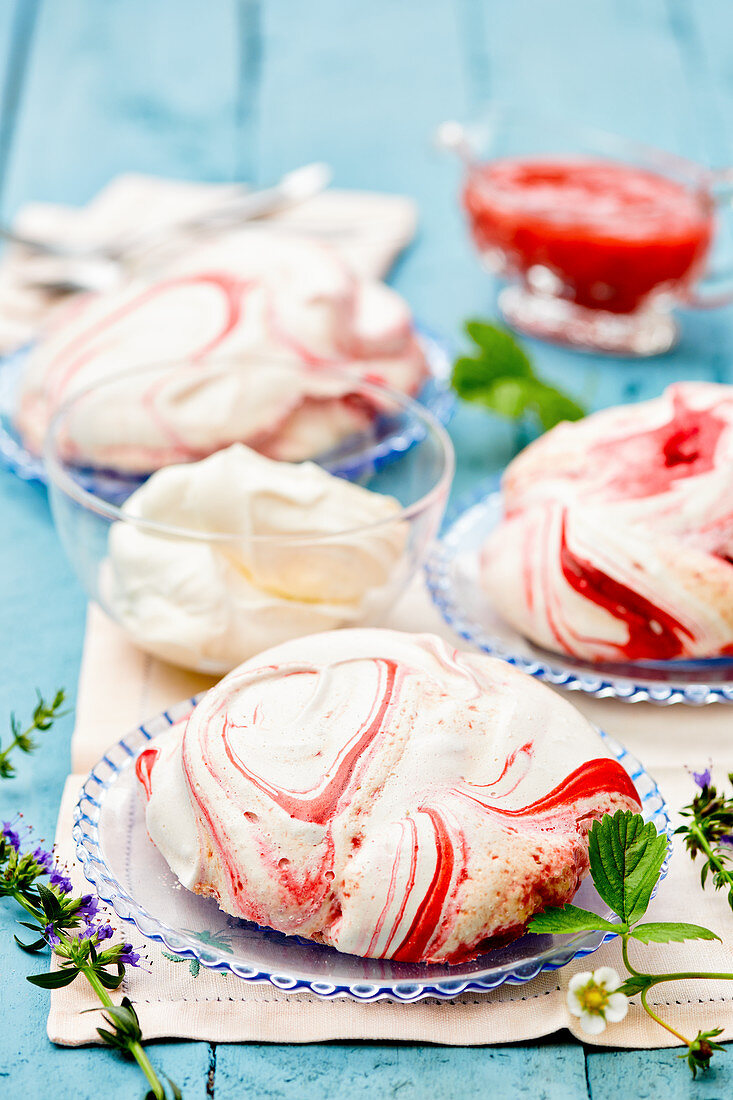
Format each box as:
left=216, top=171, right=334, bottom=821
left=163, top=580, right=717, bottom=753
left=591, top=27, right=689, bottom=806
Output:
left=587, top=1047, right=733, bottom=1100
left=666, top=0, right=733, bottom=164
left=462, top=0, right=698, bottom=153
left=215, top=1042, right=590, bottom=1100
left=1, top=0, right=249, bottom=214
left=0, top=0, right=41, bottom=203
left=255, top=0, right=511, bottom=497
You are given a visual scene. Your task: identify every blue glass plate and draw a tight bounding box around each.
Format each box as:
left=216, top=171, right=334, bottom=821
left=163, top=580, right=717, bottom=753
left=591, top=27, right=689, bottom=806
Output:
left=73, top=694, right=671, bottom=1003
left=426, top=481, right=733, bottom=706
left=0, top=328, right=455, bottom=487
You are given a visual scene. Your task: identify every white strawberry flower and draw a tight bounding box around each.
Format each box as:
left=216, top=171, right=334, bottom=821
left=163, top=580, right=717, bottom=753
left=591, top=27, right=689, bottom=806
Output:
left=567, top=967, right=629, bottom=1035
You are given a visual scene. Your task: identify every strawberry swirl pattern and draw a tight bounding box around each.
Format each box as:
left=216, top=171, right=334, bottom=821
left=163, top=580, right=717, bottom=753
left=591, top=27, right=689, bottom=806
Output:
left=137, top=629, right=639, bottom=963
left=15, top=230, right=427, bottom=471
left=481, top=382, right=733, bottom=664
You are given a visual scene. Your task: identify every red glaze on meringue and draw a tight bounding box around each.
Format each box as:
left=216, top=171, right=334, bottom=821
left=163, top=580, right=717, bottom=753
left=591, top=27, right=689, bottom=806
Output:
left=137, top=629, right=640, bottom=963
left=482, top=382, right=733, bottom=663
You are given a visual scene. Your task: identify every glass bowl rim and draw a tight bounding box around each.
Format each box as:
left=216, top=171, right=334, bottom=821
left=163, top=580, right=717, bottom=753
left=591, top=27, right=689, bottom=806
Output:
left=436, top=101, right=718, bottom=187
left=43, top=358, right=456, bottom=546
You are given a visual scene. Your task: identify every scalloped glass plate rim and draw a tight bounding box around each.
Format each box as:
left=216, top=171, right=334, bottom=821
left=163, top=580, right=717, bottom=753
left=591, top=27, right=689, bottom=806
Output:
left=73, top=694, right=672, bottom=1003
left=425, top=479, right=733, bottom=706
left=0, top=326, right=455, bottom=486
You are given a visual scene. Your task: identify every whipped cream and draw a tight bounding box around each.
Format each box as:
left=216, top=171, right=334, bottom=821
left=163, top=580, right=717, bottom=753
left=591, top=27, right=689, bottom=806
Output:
left=17, top=230, right=427, bottom=469
left=137, top=628, right=640, bottom=963
left=103, top=444, right=406, bottom=671
left=481, top=382, right=733, bottom=662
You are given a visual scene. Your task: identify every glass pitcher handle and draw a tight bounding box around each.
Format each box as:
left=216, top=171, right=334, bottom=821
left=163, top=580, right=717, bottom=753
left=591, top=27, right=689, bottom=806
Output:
left=684, top=168, right=733, bottom=309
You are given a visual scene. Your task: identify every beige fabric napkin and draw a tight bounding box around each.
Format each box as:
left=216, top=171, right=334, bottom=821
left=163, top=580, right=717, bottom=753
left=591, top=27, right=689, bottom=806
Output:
left=49, top=586, right=733, bottom=1047
left=0, top=173, right=417, bottom=353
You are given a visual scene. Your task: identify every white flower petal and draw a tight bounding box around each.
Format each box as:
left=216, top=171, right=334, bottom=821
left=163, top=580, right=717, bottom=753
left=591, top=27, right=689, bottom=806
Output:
left=578, top=1010, right=607, bottom=1035
left=592, top=967, right=621, bottom=991
left=605, top=992, right=629, bottom=1023
left=567, top=989, right=585, bottom=1017
left=568, top=971, right=593, bottom=994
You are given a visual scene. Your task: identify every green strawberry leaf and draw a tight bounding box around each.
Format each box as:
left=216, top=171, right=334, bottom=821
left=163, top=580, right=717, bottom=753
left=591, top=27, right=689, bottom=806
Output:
left=629, top=922, right=721, bottom=945
left=588, top=811, right=668, bottom=925
left=527, top=902, right=619, bottom=936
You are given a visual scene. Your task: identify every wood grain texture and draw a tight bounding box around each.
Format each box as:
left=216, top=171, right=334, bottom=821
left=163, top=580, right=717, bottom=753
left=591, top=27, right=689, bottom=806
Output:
left=587, top=1047, right=731, bottom=1100
left=215, top=1042, right=590, bottom=1100
left=1, top=0, right=247, bottom=213
left=0, top=0, right=41, bottom=203
left=0, top=0, right=732, bottom=1096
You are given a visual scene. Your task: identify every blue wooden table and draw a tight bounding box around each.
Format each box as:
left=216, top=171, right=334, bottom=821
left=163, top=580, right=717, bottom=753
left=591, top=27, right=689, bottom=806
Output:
left=1, top=2, right=732, bottom=1096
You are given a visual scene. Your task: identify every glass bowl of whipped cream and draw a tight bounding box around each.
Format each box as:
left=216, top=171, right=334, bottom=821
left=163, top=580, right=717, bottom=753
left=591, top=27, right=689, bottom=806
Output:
left=44, top=359, right=455, bottom=673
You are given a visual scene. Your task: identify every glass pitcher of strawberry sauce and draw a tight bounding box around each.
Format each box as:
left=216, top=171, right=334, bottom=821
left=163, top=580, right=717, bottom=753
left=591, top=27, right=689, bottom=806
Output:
left=437, top=108, right=733, bottom=356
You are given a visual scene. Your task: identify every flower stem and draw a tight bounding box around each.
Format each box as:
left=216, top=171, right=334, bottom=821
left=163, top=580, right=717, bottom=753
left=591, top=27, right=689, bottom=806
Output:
left=82, top=966, right=165, bottom=1100
left=639, top=987, right=692, bottom=1047
left=0, top=720, right=34, bottom=771
left=623, top=934, right=733, bottom=987
left=688, top=823, right=733, bottom=892
left=622, top=933, right=733, bottom=1053
left=640, top=970, right=733, bottom=986
left=621, top=935, right=643, bottom=977
left=9, top=889, right=167, bottom=1100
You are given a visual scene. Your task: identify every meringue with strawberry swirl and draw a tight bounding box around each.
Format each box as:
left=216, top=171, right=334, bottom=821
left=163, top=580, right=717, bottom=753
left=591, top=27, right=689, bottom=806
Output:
left=481, top=382, right=733, bottom=663
left=16, top=230, right=428, bottom=470
left=136, top=628, right=641, bottom=963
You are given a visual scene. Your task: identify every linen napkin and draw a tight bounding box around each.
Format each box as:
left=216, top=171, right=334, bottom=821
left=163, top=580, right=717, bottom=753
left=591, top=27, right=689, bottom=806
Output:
left=48, top=586, right=733, bottom=1048
left=0, top=173, right=418, bottom=353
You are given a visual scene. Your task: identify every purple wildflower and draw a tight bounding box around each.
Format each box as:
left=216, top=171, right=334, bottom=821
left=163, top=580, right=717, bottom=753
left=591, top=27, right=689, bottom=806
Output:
left=94, top=922, right=114, bottom=942
left=43, top=923, right=61, bottom=947
left=693, top=767, right=712, bottom=790
left=32, top=845, right=55, bottom=873
left=76, top=894, right=99, bottom=921
left=118, top=944, right=141, bottom=968
left=50, top=869, right=73, bottom=895
left=2, top=821, right=21, bottom=851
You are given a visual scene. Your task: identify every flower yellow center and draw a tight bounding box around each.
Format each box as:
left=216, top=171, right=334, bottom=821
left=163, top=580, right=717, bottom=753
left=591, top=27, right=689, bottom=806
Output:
left=582, top=986, right=608, bottom=1013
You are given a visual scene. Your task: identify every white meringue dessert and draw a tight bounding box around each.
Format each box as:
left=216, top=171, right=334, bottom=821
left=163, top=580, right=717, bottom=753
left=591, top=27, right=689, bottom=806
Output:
left=136, top=628, right=641, bottom=964
left=102, top=444, right=407, bottom=671
left=481, top=382, right=733, bottom=664
left=16, top=230, right=429, bottom=470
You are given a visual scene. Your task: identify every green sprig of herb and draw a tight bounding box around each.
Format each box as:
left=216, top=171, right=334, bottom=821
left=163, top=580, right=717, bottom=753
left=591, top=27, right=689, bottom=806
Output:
left=676, top=770, right=733, bottom=912
left=452, top=320, right=586, bottom=431
left=0, top=689, right=67, bottom=778
left=528, top=810, right=733, bottom=1076
left=2, top=815, right=179, bottom=1098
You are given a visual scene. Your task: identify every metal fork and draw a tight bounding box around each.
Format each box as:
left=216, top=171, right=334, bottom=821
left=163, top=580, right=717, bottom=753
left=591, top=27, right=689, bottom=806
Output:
left=0, top=162, right=332, bottom=294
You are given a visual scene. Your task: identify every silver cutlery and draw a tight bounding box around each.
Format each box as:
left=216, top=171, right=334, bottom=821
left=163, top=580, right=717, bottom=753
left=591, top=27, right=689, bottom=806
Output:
left=1, top=162, right=332, bottom=295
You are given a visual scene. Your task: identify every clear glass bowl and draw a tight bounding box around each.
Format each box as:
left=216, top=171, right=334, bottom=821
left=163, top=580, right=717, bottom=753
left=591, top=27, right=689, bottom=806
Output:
left=73, top=694, right=671, bottom=1002
left=426, top=481, right=733, bottom=706
left=44, top=360, right=454, bottom=674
